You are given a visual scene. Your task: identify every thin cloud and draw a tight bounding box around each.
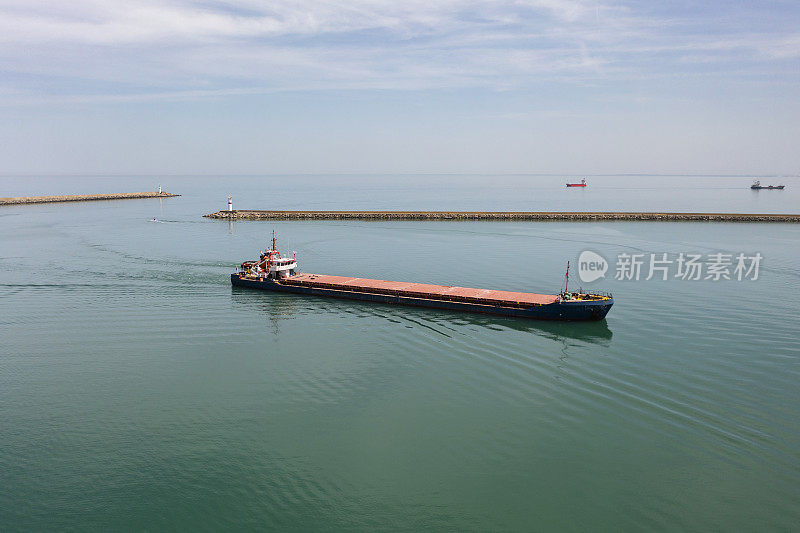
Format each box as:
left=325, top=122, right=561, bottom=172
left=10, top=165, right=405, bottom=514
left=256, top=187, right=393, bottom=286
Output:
left=0, top=0, right=797, bottom=104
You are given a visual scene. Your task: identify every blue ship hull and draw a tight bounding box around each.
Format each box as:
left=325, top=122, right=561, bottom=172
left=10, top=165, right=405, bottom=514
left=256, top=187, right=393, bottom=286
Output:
left=231, top=274, right=613, bottom=321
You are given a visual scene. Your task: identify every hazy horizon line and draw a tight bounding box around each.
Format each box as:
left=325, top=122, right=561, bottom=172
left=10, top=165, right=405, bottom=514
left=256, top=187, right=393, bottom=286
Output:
left=1, top=172, right=798, bottom=179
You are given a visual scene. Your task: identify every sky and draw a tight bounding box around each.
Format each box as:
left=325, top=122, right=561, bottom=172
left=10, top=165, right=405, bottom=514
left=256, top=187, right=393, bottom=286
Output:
left=0, top=0, right=798, bottom=175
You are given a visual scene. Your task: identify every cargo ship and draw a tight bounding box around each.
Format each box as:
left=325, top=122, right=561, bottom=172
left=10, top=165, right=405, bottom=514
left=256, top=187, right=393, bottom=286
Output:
left=566, top=178, right=587, bottom=187
left=230, top=233, right=614, bottom=321
left=750, top=180, right=785, bottom=190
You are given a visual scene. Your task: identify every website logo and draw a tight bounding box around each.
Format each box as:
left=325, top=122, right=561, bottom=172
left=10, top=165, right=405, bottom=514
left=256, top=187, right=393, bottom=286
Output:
left=578, top=250, right=608, bottom=283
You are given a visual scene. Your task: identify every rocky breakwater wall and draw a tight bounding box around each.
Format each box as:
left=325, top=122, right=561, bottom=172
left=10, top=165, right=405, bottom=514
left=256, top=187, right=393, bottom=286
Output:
left=1, top=191, right=180, bottom=206
left=204, top=210, right=800, bottom=222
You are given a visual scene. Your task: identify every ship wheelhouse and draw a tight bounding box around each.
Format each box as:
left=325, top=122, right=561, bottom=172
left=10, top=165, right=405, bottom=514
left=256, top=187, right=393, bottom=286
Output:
left=240, top=231, right=298, bottom=279
left=269, top=257, right=297, bottom=279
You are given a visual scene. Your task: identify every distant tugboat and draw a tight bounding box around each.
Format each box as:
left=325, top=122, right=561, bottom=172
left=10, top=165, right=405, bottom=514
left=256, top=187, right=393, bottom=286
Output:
left=751, top=179, right=785, bottom=190
left=231, top=232, right=614, bottom=321
left=566, top=178, right=587, bottom=187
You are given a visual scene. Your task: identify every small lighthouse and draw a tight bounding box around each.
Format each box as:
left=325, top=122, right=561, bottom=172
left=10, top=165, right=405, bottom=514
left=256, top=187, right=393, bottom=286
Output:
left=227, top=195, right=233, bottom=212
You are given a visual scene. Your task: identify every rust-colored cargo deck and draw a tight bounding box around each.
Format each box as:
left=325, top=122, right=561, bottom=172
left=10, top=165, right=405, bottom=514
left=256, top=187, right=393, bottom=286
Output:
left=282, top=273, right=558, bottom=307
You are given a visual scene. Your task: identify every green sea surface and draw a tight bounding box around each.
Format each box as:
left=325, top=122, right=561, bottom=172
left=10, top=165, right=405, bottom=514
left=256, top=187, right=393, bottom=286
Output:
left=1, top=175, right=799, bottom=530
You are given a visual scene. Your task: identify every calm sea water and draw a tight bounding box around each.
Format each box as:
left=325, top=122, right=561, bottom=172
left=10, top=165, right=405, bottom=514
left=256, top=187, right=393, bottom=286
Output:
left=2, top=175, right=799, bottom=531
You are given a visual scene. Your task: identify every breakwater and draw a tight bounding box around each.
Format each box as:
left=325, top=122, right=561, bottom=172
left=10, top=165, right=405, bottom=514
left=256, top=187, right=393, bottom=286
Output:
left=204, top=210, right=800, bottom=222
left=1, top=191, right=179, bottom=206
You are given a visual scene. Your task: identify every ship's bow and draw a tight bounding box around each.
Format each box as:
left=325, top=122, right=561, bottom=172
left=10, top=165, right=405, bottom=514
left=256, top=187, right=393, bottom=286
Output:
left=550, top=297, right=614, bottom=320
